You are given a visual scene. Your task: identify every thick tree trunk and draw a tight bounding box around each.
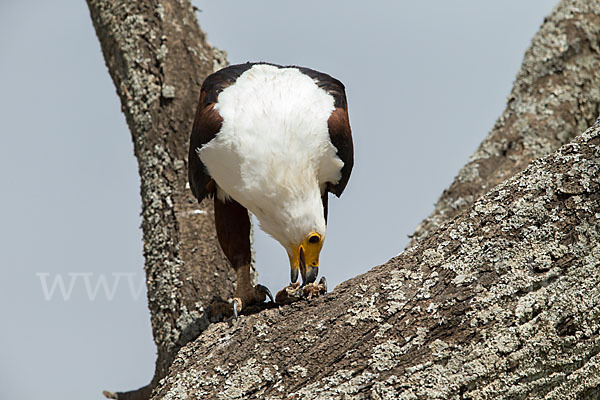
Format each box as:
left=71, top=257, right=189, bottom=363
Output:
left=86, top=1, right=233, bottom=398
left=85, top=0, right=600, bottom=399
left=408, top=0, right=600, bottom=247
left=152, top=120, right=600, bottom=399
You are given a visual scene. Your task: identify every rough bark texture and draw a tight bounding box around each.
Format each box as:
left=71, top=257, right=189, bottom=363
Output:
left=408, top=0, right=600, bottom=247
left=153, top=119, right=600, bottom=399
left=86, top=0, right=233, bottom=397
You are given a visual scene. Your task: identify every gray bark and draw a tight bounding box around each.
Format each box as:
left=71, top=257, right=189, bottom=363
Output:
left=86, top=1, right=232, bottom=398
left=153, top=120, right=600, bottom=399
left=408, top=0, right=600, bottom=247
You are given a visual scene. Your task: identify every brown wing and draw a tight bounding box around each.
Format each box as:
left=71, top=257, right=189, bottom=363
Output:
left=188, top=63, right=256, bottom=202
left=297, top=67, right=354, bottom=197
left=326, top=104, right=353, bottom=196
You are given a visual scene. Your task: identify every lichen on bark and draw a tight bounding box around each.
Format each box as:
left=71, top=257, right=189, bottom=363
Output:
left=153, top=119, right=600, bottom=400
left=409, top=0, right=600, bottom=247
left=86, top=0, right=234, bottom=397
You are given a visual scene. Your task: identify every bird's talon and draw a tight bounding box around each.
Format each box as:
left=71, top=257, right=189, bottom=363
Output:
left=319, top=276, right=327, bottom=292
left=256, top=284, right=274, bottom=303
left=232, top=298, right=242, bottom=320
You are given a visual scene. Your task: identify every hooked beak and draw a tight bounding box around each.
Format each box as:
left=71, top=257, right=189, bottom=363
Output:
left=289, top=233, right=323, bottom=285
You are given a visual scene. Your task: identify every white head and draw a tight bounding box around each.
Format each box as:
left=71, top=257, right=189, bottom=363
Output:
left=249, top=165, right=327, bottom=284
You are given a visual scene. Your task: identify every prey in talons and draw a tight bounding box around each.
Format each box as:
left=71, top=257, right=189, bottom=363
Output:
left=275, top=277, right=328, bottom=304
left=303, top=277, right=328, bottom=300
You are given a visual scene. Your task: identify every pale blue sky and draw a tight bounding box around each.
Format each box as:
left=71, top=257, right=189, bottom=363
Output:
left=0, top=1, right=556, bottom=398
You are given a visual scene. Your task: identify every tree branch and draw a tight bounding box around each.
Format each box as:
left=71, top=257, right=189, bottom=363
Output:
left=409, top=0, right=600, bottom=246
left=86, top=0, right=230, bottom=397
left=153, top=118, right=600, bottom=399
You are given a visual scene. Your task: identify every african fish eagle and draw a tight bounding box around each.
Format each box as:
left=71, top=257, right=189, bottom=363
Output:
left=188, top=62, right=353, bottom=317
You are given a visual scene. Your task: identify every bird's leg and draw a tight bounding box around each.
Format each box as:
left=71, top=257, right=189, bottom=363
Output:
left=231, top=263, right=273, bottom=319
left=207, top=266, right=273, bottom=321
left=209, top=196, right=273, bottom=321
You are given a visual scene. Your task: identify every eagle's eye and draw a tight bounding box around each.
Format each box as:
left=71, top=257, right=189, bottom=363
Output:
left=308, top=234, right=320, bottom=244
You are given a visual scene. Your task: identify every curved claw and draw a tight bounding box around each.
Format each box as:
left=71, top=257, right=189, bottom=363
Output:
left=319, top=276, right=327, bottom=293
left=232, top=298, right=242, bottom=320
left=256, top=284, right=274, bottom=303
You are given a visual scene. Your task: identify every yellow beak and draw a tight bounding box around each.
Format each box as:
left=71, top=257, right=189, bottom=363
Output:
left=289, top=232, right=324, bottom=284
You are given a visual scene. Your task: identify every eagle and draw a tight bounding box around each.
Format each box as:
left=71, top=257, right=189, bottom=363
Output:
left=188, top=62, right=353, bottom=318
